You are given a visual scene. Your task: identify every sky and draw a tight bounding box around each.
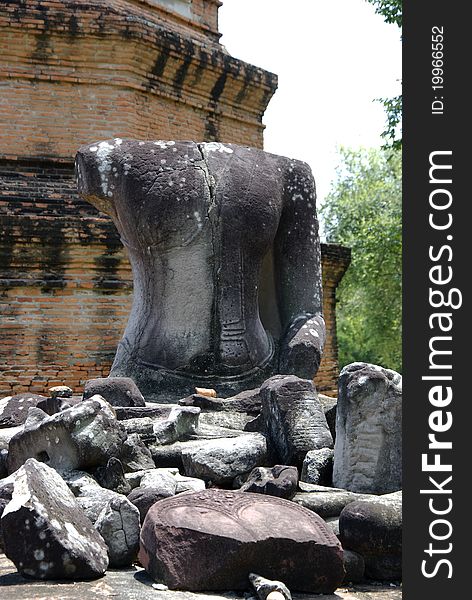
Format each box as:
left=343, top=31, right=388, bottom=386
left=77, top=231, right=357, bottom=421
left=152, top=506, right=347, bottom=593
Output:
left=219, top=0, right=402, bottom=204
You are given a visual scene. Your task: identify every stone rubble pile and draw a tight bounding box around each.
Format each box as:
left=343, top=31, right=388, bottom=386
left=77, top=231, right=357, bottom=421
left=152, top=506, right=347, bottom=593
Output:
left=0, top=364, right=402, bottom=593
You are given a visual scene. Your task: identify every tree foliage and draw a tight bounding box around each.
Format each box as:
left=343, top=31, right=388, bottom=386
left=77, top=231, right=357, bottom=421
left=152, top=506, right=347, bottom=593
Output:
left=321, top=147, right=402, bottom=372
left=366, top=0, right=402, bottom=149
left=378, top=94, right=402, bottom=151
left=366, top=0, right=402, bottom=27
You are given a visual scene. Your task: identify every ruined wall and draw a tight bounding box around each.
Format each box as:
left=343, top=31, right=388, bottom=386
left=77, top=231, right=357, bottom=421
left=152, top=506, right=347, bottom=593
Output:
left=0, top=0, right=275, bottom=157
left=0, top=157, right=350, bottom=395
left=0, top=0, right=349, bottom=396
left=315, top=244, right=351, bottom=394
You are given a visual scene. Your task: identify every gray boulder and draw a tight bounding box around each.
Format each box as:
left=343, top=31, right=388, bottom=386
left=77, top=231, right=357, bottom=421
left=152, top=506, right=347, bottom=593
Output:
left=7, top=396, right=127, bottom=473
left=260, top=375, right=333, bottom=467
left=95, top=495, right=141, bottom=567
left=67, top=471, right=141, bottom=566
left=174, top=472, right=206, bottom=494
left=0, top=393, right=48, bottom=428
left=249, top=572, right=292, bottom=600
left=181, top=433, right=267, bottom=484
left=139, top=468, right=178, bottom=496
left=0, top=426, right=23, bottom=452
left=343, top=550, right=365, bottom=583
left=0, top=448, right=7, bottom=478
left=240, top=465, right=298, bottom=499
left=128, top=469, right=205, bottom=523
left=83, top=377, right=145, bottom=407
left=319, top=394, right=337, bottom=441
left=76, top=485, right=124, bottom=524
left=333, top=362, right=402, bottom=494
left=153, top=406, right=200, bottom=444
left=339, top=492, right=402, bottom=581
left=198, top=410, right=257, bottom=432
left=94, top=457, right=131, bottom=495
left=293, top=483, right=377, bottom=518
left=128, top=487, right=168, bottom=524
left=121, top=417, right=155, bottom=438
left=1, top=459, right=108, bottom=579
left=0, top=497, right=7, bottom=550
left=114, top=404, right=172, bottom=420
left=180, top=387, right=262, bottom=415
left=120, top=433, right=156, bottom=473
left=63, top=469, right=100, bottom=497
left=301, top=448, right=334, bottom=485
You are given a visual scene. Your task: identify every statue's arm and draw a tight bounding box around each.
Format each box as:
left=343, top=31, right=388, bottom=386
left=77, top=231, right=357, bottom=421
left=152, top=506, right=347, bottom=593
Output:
left=75, top=141, right=117, bottom=218
left=273, top=159, right=326, bottom=379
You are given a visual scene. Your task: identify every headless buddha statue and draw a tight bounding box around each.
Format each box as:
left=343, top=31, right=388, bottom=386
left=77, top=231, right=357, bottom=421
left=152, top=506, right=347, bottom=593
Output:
left=76, top=140, right=325, bottom=401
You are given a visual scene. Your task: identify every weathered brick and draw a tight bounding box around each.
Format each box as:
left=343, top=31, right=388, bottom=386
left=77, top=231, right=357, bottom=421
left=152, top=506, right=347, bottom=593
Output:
left=0, top=1, right=349, bottom=396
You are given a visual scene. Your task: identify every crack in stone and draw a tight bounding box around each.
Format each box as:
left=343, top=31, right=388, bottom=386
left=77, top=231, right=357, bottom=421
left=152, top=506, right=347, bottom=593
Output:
left=195, top=143, right=220, bottom=370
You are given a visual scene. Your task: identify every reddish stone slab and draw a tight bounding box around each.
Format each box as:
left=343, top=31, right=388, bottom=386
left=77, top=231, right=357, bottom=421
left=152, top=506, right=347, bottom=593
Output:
left=139, top=489, right=344, bottom=593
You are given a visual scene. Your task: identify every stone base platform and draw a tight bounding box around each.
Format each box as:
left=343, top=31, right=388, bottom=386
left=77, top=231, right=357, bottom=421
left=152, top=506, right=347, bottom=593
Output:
left=0, top=554, right=401, bottom=600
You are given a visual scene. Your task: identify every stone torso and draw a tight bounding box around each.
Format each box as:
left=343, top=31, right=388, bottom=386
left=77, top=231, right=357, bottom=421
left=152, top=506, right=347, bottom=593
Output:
left=76, top=140, right=324, bottom=400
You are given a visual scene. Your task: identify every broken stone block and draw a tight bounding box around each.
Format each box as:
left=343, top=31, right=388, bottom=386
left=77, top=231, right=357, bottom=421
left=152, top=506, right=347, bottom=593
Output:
left=0, top=448, right=7, bottom=478
left=180, top=388, right=263, bottom=415
left=94, top=457, right=131, bottom=495
left=239, top=465, right=298, bottom=499
left=126, top=468, right=204, bottom=523
left=7, top=396, right=127, bottom=473
left=279, top=314, right=326, bottom=380
left=333, top=362, right=402, bottom=494
left=62, top=470, right=100, bottom=497
left=139, top=489, right=344, bottom=592
left=66, top=471, right=142, bottom=566
left=0, top=426, right=22, bottom=452
left=76, top=485, right=125, bottom=524
left=0, top=393, right=48, bottom=428
left=127, top=487, right=165, bottom=524
left=95, top=495, right=141, bottom=567
left=181, top=433, right=267, bottom=484
left=83, top=377, right=145, bottom=407
left=301, top=448, right=334, bottom=485
left=1, top=458, right=108, bottom=580
left=49, top=385, right=73, bottom=399
left=120, top=433, right=156, bottom=473
left=260, top=375, right=333, bottom=467
left=153, top=406, right=200, bottom=444
left=199, top=410, right=256, bottom=431
left=114, top=404, right=172, bottom=420
left=293, top=483, right=377, bottom=518
left=319, top=394, right=337, bottom=441
left=0, top=497, right=8, bottom=550
left=195, top=387, right=217, bottom=398
left=339, top=492, right=402, bottom=581
left=249, top=572, right=292, bottom=600
left=139, top=468, right=178, bottom=496
left=342, top=550, right=365, bottom=583
left=121, top=417, right=155, bottom=437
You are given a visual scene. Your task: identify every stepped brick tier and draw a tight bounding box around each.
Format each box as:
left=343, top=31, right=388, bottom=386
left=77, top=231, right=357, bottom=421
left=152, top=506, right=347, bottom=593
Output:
left=0, top=0, right=351, bottom=396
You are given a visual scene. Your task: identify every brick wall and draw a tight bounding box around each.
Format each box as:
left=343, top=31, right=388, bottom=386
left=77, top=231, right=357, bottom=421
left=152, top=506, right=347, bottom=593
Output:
left=315, top=244, right=351, bottom=394
left=0, top=1, right=350, bottom=397
left=0, top=157, right=350, bottom=396
left=0, top=0, right=276, bottom=160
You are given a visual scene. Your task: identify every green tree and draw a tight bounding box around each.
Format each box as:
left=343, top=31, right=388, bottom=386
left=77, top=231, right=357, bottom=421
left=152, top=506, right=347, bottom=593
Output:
left=366, top=0, right=402, bottom=149
left=366, top=0, right=402, bottom=26
left=321, top=147, right=402, bottom=372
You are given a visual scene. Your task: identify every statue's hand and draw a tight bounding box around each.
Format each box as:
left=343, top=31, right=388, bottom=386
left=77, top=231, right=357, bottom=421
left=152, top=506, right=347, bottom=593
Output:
left=278, top=314, right=326, bottom=380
